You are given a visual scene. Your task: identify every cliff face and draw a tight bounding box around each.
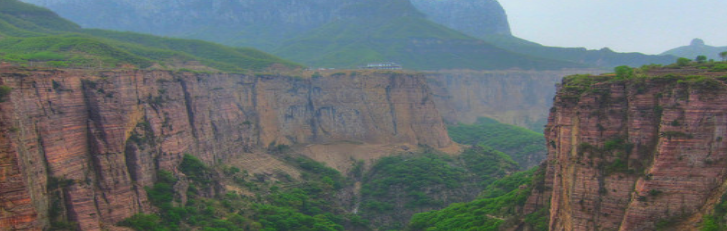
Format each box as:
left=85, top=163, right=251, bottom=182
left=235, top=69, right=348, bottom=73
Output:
left=0, top=68, right=452, bottom=230
left=426, top=69, right=604, bottom=131
left=528, top=69, right=727, bottom=230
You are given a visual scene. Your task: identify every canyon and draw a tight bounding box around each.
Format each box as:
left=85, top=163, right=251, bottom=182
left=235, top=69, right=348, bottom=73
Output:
left=0, top=68, right=454, bottom=230
left=0, top=64, right=604, bottom=230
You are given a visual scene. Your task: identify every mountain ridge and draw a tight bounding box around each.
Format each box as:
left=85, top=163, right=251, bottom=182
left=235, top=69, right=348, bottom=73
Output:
left=0, top=0, right=301, bottom=71
left=662, top=38, right=727, bottom=61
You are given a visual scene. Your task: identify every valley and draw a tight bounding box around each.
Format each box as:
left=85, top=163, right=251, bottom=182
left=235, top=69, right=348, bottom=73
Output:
left=1, top=0, right=726, bottom=230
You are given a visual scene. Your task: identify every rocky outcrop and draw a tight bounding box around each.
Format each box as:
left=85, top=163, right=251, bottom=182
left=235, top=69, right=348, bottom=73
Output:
left=426, top=69, right=604, bottom=131
left=527, top=68, right=727, bottom=230
left=410, top=0, right=511, bottom=37
left=0, top=68, right=452, bottom=230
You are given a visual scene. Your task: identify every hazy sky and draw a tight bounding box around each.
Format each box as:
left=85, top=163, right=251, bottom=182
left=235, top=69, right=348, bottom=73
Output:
left=498, top=0, right=727, bottom=54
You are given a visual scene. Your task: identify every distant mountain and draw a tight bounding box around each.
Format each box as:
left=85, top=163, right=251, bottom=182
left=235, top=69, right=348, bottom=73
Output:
left=17, top=0, right=351, bottom=51
left=18, top=0, right=676, bottom=69
left=19, top=0, right=514, bottom=52
left=481, top=34, right=677, bottom=68
left=0, top=0, right=300, bottom=71
left=273, top=0, right=583, bottom=70
left=662, top=38, right=727, bottom=61
left=410, top=0, right=511, bottom=37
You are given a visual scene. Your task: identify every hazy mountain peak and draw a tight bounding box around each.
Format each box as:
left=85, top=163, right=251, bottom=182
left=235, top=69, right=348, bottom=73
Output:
left=410, top=0, right=511, bottom=37
left=662, top=38, right=727, bottom=60
left=691, top=38, right=705, bottom=46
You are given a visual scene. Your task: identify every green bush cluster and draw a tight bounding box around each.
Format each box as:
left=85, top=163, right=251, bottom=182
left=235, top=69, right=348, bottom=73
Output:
left=0, top=85, right=11, bottom=102
left=448, top=117, right=547, bottom=169
left=121, top=154, right=366, bottom=231
left=362, top=154, right=466, bottom=199
left=701, top=191, right=727, bottom=230
left=461, top=145, right=518, bottom=186
left=358, top=146, right=521, bottom=229
left=291, top=157, right=346, bottom=190
left=180, top=154, right=212, bottom=184
left=407, top=169, right=542, bottom=231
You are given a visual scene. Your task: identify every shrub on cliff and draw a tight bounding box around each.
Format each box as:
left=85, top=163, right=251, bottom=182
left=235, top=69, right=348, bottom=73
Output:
left=675, top=57, right=693, bottom=67
left=0, top=85, right=11, bottom=102
left=118, top=214, right=166, bottom=231
left=180, top=154, right=213, bottom=184
left=614, top=65, right=634, bottom=79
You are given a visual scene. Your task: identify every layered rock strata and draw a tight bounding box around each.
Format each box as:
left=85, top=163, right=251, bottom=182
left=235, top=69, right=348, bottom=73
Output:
left=426, top=69, right=604, bottom=131
left=526, top=69, right=727, bottom=231
left=0, top=68, right=452, bottom=230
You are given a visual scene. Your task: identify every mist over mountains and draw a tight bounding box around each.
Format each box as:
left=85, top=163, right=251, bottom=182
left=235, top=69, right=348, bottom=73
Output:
left=20, top=0, right=511, bottom=50
left=19, top=0, right=676, bottom=70
left=662, top=38, right=727, bottom=61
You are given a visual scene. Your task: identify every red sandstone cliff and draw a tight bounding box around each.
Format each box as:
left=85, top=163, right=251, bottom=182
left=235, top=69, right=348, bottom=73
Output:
left=526, top=68, right=727, bottom=231
left=0, top=68, right=452, bottom=230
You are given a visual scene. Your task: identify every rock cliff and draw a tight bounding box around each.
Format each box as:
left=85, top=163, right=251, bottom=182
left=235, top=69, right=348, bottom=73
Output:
left=426, top=69, right=604, bottom=131
left=0, top=68, right=452, bottom=230
left=526, top=67, right=727, bottom=230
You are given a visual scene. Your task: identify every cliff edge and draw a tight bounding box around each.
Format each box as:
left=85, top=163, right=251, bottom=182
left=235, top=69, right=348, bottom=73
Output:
left=0, top=68, right=452, bottom=230
left=526, top=64, right=727, bottom=231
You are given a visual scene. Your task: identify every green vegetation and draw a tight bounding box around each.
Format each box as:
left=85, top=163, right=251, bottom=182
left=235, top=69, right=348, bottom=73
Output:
left=359, top=146, right=519, bottom=229
left=661, top=39, right=727, bottom=62
left=47, top=177, right=77, bottom=230
left=363, top=153, right=466, bottom=199
left=576, top=137, right=639, bottom=175
left=121, top=153, right=363, bottom=231
left=274, top=1, right=581, bottom=70
left=0, top=85, right=11, bottom=102
left=697, top=55, right=708, bottom=63
left=180, top=154, right=212, bottom=184
left=461, top=145, right=518, bottom=185
left=0, top=0, right=300, bottom=72
left=407, top=168, right=545, bottom=231
left=560, top=60, right=727, bottom=105
left=700, top=191, right=727, bottom=230
left=447, top=117, right=547, bottom=169
left=615, top=65, right=634, bottom=79
left=482, top=34, right=675, bottom=68
left=677, top=57, right=692, bottom=66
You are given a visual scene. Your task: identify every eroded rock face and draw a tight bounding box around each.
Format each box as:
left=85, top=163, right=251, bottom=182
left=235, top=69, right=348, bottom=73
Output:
left=529, top=70, right=727, bottom=231
left=0, top=68, right=452, bottom=230
left=426, top=69, right=604, bottom=131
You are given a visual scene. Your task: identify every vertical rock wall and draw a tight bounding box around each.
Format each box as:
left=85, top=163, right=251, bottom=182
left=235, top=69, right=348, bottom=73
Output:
left=531, top=72, right=727, bottom=231
left=426, top=69, right=603, bottom=131
left=0, top=68, right=452, bottom=230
